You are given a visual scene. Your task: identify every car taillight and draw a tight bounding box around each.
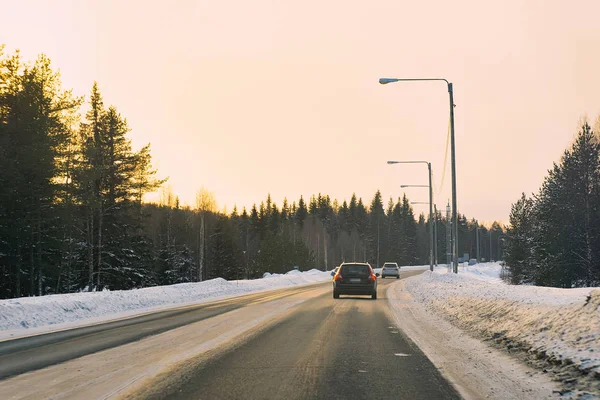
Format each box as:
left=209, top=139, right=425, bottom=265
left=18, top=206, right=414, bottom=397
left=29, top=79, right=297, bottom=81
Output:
left=368, top=274, right=376, bottom=282
left=334, top=274, right=343, bottom=281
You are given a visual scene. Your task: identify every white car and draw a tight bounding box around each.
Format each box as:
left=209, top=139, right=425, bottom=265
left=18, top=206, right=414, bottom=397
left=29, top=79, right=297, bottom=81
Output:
left=380, top=262, right=400, bottom=279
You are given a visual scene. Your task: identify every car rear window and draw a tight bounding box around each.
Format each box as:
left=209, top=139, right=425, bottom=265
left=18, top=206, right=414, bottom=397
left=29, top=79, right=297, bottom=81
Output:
left=383, top=264, right=397, bottom=268
left=340, top=264, right=371, bottom=276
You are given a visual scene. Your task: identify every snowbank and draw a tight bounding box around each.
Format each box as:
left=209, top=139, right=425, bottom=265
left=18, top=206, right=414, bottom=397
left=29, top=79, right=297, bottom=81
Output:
left=0, top=269, right=331, bottom=340
left=405, top=263, right=600, bottom=377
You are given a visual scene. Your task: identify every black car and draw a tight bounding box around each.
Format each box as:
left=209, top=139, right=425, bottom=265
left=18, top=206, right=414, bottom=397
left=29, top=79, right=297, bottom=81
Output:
left=332, top=262, right=379, bottom=300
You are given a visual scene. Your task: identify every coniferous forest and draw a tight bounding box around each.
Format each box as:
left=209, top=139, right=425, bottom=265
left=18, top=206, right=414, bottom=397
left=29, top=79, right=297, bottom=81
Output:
left=504, top=122, right=600, bottom=287
left=0, top=47, right=504, bottom=299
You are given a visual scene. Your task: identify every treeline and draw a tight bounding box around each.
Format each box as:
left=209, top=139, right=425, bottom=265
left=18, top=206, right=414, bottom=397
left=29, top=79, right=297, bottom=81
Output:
left=505, top=122, right=600, bottom=287
left=146, top=189, right=505, bottom=286
left=0, top=47, right=505, bottom=299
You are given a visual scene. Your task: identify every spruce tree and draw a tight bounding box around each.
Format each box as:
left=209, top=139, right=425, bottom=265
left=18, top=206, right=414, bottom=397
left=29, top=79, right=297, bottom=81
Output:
left=400, top=195, right=418, bottom=265
left=296, top=196, right=308, bottom=227
left=209, top=216, right=238, bottom=280
left=368, top=190, right=385, bottom=267
left=416, top=214, right=428, bottom=264
left=0, top=51, right=80, bottom=297
left=533, top=123, right=600, bottom=287
left=505, top=193, right=535, bottom=284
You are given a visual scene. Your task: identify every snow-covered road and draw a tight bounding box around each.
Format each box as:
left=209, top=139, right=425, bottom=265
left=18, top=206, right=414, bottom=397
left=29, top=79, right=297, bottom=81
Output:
left=0, top=265, right=429, bottom=341
left=3, top=262, right=597, bottom=398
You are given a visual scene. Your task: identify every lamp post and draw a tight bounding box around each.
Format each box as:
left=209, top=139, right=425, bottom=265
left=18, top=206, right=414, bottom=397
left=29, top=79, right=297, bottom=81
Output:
left=389, top=161, right=433, bottom=272
left=380, top=77, right=458, bottom=273
left=490, top=228, right=493, bottom=262
left=445, top=202, right=451, bottom=268
left=401, top=183, right=437, bottom=268
left=497, top=235, right=504, bottom=261
left=411, top=201, right=436, bottom=268
left=476, top=222, right=480, bottom=263
left=434, top=204, right=438, bottom=266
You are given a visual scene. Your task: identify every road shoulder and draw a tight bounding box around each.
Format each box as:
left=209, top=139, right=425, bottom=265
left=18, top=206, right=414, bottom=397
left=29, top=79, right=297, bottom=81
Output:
left=386, top=278, right=561, bottom=400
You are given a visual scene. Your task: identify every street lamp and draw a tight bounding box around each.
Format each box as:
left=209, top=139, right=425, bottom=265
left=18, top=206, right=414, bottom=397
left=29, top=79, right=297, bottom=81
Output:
left=433, top=204, right=438, bottom=266
left=402, top=186, right=438, bottom=267
left=380, top=77, right=458, bottom=273
left=388, top=161, right=433, bottom=271
left=410, top=202, right=438, bottom=266
left=490, top=228, right=493, bottom=262
left=497, top=235, right=504, bottom=261
left=475, top=222, right=480, bottom=263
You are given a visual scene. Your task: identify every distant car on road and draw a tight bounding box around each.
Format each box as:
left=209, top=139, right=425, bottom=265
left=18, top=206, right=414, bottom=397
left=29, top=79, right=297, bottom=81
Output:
left=332, top=262, right=379, bottom=300
left=380, top=262, right=400, bottom=279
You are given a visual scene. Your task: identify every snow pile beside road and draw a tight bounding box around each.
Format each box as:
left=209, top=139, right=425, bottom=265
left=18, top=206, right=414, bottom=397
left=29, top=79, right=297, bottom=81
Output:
left=405, top=263, right=600, bottom=377
left=399, top=265, right=435, bottom=271
left=0, top=269, right=331, bottom=339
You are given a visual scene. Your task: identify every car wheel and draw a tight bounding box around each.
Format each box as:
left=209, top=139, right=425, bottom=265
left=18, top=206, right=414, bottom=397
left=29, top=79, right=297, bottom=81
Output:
left=371, top=292, right=377, bottom=300
left=396, top=275, right=399, bottom=279
left=333, top=291, right=339, bottom=299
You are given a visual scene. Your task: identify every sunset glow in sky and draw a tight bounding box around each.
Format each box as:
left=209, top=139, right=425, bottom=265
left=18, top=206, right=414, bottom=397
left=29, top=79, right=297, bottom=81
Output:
left=3, top=0, right=600, bottom=223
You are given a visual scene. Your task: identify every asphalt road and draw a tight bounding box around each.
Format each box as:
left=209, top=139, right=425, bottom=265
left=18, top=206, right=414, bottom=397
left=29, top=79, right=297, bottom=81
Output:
left=138, top=272, right=461, bottom=400
left=0, top=284, right=322, bottom=380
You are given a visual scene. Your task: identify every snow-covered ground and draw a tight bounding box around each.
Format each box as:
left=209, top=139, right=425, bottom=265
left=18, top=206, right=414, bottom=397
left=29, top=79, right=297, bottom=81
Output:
left=403, top=262, right=600, bottom=396
left=0, top=269, right=331, bottom=340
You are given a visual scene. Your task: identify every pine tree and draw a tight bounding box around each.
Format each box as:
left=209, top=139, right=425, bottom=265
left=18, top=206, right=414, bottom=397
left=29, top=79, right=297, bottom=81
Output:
left=505, top=193, right=535, bottom=284
left=308, top=195, right=318, bottom=216
left=74, top=82, right=105, bottom=290
left=270, top=202, right=280, bottom=234
left=296, top=196, right=308, bottom=227
left=416, top=214, right=428, bottom=264
left=533, top=123, right=600, bottom=287
left=247, top=204, right=261, bottom=277
left=368, top=191, right=385, bottom=267
left=348, top=193, right=358, bottom=231
left=356, top=197, right=369, bottom=261
left=0, top=50, right=80, bottom=297
left=72, top=84, right=164, bottom=290
left=281, top=198, right=290, bottom=237
left=208, top=216, right=238, bottom=280
left=99, top=106, right=139, bottom=289
left=400, top=195, right=418, bottom=265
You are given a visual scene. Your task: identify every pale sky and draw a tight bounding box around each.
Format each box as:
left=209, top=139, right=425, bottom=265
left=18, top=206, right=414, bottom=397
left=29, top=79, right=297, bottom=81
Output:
left=3, top=0, right=600, bottom=223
